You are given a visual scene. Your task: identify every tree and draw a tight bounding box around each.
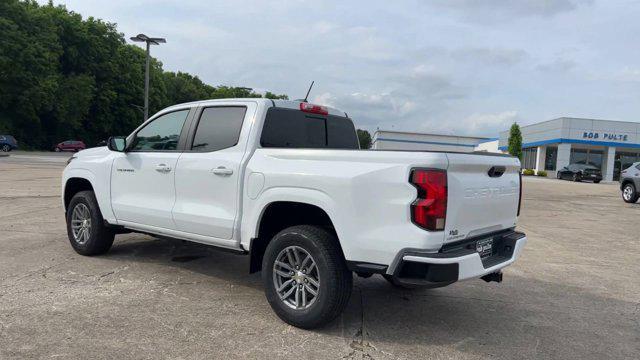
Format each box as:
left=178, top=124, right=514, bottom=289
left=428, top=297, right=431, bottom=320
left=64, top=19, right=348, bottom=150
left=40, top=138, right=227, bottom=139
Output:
left=263, top=91, right=288, bottom=100
left=508, top=122, right=522, bottom=160
left=0, top=0, right=288, bottom=149
left=357, top=129, right=372, bottom=149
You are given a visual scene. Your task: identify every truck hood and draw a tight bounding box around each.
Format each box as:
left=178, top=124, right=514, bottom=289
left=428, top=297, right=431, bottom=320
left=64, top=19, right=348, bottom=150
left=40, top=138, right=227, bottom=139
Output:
left=74, top=146, right=111, bottom=159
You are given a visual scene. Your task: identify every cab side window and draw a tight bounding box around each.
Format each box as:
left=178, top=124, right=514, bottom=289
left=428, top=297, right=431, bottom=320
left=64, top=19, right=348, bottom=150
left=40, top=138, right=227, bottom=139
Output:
left=190, top=107, right=247, bottom=152
left=130, top=110, right=189, bottom=151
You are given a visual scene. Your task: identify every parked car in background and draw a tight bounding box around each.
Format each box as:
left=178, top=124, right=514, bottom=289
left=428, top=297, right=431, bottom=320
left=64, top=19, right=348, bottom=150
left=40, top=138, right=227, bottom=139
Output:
left=54, top=140, right=86, bottom=152
left=0, top=135, right=18, bottom=152
left=619, top=162, right=640, bottom=203
left=556, top=164, right=602, bottom=183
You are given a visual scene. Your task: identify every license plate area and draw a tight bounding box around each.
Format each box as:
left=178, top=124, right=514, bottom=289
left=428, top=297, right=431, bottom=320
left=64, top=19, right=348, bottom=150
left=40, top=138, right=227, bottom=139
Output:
left=476, top=238, right=493, bottom=258
left=439, top=230, right=524, bottom=269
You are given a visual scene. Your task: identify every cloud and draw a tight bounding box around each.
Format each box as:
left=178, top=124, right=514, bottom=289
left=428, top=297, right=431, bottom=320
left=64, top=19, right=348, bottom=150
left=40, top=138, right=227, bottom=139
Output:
left=39, top=0, right=640, bottom=137
left=313, top=91, right=421, bottom=129
left=451, top=48, right=529, bottom=66
left=536, top=58, right=577, bottom=72
left=608, top=67, right=640, bottom=83
left=453, top=111, right=519, bottom=135
left=311, top=62, right=465, bottom=132
left=428, top=0, right=594, bottom=20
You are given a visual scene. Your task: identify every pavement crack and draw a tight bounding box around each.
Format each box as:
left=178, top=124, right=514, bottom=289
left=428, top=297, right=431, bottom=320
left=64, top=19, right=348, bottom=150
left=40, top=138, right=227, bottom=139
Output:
left=98, top=270, right=116, bottom=279
left=345, top=287, right=376, bottom=359
left=0, top=195, right=60, bottom=199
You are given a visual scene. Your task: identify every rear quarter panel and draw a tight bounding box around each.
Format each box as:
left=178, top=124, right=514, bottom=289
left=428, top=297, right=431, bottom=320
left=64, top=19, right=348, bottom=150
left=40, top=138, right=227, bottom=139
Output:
left=242, top=149, right=449, bottom=266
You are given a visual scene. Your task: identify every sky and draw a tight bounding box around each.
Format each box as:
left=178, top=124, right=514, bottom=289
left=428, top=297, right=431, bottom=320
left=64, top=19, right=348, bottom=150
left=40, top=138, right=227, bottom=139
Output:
left=41, top=0, right=640, bottom=136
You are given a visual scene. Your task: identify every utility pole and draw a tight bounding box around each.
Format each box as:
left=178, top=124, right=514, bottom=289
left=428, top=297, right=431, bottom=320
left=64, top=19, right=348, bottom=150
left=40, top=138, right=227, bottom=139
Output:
left=130, top=34, right=166, bottom=122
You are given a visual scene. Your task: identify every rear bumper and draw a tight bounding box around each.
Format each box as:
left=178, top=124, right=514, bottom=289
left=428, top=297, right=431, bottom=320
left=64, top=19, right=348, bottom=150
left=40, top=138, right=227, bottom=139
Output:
left=388, top=230, right=527, bottom=287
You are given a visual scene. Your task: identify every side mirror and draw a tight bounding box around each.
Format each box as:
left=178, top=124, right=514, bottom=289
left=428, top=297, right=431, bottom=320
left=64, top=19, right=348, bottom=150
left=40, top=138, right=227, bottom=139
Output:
left=108, top=136, right=127, bottom=152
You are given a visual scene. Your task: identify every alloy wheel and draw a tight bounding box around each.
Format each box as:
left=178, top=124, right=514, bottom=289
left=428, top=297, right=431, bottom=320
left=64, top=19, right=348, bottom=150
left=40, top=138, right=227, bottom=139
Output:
left=272, top=246, right=320, bottom=310
left=71, top=203, right=92, bottom=245
left=623, top=185, right=633, bottom=201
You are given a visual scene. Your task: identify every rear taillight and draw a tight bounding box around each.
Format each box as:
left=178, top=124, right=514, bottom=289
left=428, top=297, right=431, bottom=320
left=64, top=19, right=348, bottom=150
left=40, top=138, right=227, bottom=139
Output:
left=518, top=172, right=522, bottom=216
left=410, top=169, right=447, bottom=231
left=300, top=102, right=329, bottom=115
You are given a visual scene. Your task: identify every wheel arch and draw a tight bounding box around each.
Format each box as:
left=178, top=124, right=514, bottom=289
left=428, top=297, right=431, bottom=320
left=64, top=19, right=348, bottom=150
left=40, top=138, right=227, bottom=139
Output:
left=620, top=179, right=635, bottom=191
left=64, top=177, right=95, bottom=211
left=248, top=200, right=342, bottom=274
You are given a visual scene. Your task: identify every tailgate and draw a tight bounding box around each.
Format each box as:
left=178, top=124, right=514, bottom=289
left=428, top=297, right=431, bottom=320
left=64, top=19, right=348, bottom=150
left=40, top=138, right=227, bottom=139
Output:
left=444, top=153, right=520, bottom=243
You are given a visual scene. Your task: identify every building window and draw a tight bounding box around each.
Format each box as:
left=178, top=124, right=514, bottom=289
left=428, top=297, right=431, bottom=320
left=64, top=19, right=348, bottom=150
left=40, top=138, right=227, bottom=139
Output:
left=569, top=148, right=605, bottom=170
left=545, top=146, right=557, bottom=171
left=570, top=149, right=588, bottom=165
left=587, top=150, right=603, bottom=169
left=522, top=147, right=537, bottom=169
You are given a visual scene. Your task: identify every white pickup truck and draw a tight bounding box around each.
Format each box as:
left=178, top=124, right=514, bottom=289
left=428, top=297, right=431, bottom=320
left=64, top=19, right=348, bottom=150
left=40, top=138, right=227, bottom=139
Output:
left=62, top=99, right=526, bottom=328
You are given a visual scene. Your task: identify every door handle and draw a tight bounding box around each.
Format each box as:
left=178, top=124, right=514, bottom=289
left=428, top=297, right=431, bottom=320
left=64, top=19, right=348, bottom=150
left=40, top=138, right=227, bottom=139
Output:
left=212, top=166, right=233, bottom=176
left=155, top=164, right=172, bottom=173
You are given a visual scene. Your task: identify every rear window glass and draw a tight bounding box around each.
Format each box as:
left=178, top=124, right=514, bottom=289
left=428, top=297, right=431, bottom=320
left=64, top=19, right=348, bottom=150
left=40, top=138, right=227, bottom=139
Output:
left=260, top=108, right=359, bottom=149
left=191, top=106, right=247, bottom=152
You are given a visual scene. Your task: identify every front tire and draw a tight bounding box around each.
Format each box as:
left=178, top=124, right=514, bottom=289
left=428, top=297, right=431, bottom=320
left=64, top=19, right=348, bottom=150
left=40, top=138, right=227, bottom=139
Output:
left=622, top=183, right=639, bottom=203
left=262, top=225, right=352, bottom=329
left=572, top=173, right=581, bottom=182
left=1, top=144, right=10, bottom=152
left=66, top=190, right=115, bottom=255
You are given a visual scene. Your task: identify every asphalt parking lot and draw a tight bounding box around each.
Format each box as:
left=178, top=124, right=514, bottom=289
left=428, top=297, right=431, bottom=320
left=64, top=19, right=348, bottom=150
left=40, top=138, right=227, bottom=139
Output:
left=1, top=152, right=638, bottom=359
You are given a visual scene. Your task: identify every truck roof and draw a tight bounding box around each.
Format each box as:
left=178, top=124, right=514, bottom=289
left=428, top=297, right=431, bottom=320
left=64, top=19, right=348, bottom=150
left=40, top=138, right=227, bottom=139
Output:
left=162, top=98, right=348, bottom=118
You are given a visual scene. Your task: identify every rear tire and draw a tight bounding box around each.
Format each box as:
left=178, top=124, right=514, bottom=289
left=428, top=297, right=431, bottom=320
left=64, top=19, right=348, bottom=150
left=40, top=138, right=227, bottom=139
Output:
left=556, top=172, right=562, bottom=179
left=262, top=225, right=352, bottom=329
left=594, top=180, right=601, bottom=184
left=66, top=190, right=115, bottom=255
left=622, top=183, right=639, bottom=203
left=1, top=144, right=9, bottom=152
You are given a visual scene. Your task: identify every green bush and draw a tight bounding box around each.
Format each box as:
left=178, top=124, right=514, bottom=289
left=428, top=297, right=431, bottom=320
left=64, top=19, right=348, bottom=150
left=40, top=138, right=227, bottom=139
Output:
left=536, top=170, right=548, bottom=177
left=522, top=169, right=535, bottom=176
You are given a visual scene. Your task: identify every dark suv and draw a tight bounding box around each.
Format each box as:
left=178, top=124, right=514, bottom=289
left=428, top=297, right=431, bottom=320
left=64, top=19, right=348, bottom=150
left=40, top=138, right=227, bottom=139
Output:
left=620, top=162, right=640, bottom=203
left=0, top=135, right=18, bottom=152
left=556, top=164, right=602, bottom=183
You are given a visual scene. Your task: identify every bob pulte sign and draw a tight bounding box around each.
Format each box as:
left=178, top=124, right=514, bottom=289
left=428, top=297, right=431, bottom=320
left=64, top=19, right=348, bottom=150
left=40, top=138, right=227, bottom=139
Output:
left=583, top=132, right=629, bottom=142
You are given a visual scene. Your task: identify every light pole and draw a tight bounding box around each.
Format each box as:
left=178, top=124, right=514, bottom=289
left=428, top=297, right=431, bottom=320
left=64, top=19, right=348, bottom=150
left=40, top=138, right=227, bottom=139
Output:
left=130, top=34, right=166, bottom=122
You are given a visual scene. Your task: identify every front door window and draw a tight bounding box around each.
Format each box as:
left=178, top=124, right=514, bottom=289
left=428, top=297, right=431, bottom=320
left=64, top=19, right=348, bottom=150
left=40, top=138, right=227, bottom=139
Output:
left=130, top=110, right=189, bottom=151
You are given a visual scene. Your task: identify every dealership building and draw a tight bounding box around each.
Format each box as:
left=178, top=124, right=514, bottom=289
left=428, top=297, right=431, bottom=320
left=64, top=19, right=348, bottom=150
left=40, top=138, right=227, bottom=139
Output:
left=373, top=117, right=640, bottom=182
left=498, top=117, right=640, bottom=181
